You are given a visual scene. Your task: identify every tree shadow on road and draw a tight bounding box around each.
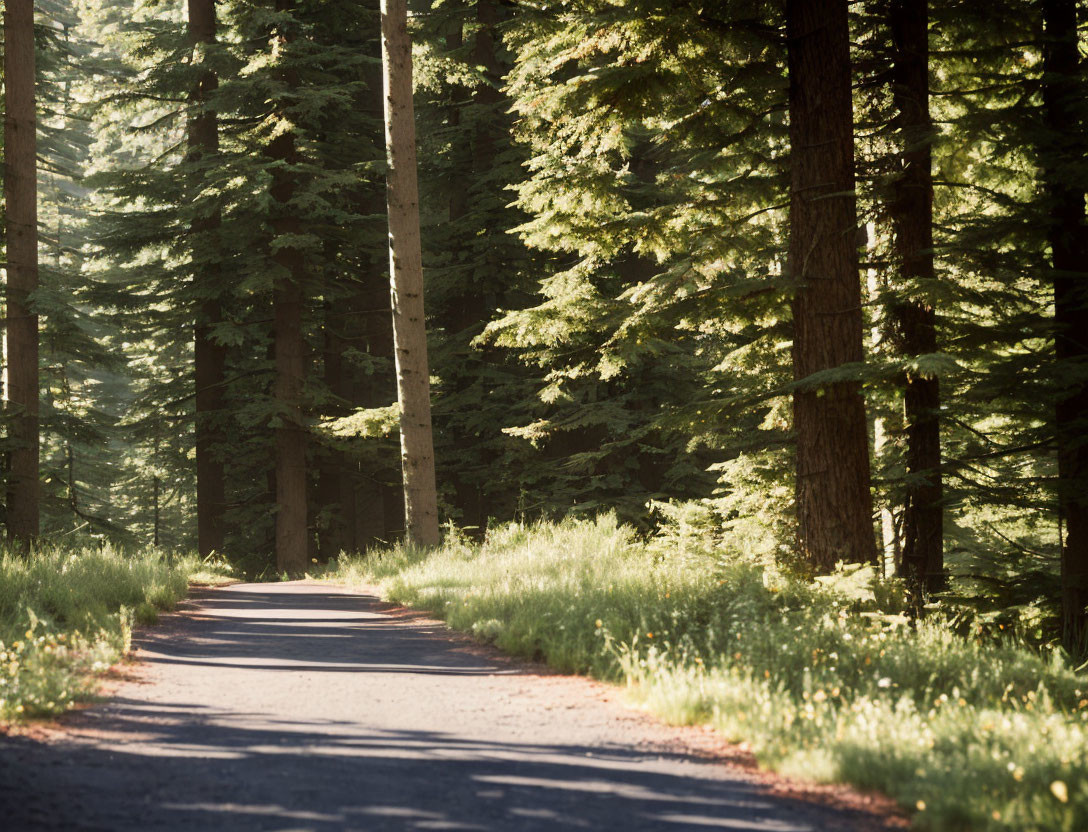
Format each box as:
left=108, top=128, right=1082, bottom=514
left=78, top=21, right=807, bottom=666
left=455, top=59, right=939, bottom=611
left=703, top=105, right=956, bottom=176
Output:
left=0, top=586, right=888, bottom=831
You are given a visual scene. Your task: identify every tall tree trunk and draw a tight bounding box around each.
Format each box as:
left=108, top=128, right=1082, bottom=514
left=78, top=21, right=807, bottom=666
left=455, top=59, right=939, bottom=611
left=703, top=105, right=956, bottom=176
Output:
left=865, top=225, right=902, bottom=577
left=786, top=0, right=876, bottom=571
left=269, top=0, right=308, bottom=573
left=188, top=0, right=227, bottom=557
left=889, top=0, right=944, bottom=597
left=381, top=0, right=440, bottom=547
left=4, top=0, right=39, bottom=545
left=1041, top=0, right=1088, bottom=657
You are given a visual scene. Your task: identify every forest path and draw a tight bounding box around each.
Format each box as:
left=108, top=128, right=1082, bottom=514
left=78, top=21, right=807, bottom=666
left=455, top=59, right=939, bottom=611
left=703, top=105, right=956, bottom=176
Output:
left=0, top=582, right=897, bottom=831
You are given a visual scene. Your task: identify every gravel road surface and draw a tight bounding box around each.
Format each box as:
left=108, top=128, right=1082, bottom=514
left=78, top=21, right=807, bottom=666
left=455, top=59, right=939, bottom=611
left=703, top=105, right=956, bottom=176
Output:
left=0, top=582, right=897, bottom=831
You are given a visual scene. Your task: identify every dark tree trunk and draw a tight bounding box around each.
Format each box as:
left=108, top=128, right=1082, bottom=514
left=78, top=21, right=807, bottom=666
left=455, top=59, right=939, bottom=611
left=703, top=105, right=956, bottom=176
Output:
left=381, top=0, right=440, bottom=547
left=188, top=0, right=227, bottom=557
left=889, top=0, right=944, bottom=597
left=786, top=0, right=877, bottom=570
left=269, top=0, right=308, bottom=574
left=1041, top=0, right=1088, bottom=657
left=4, top=0, right=39, bottom=544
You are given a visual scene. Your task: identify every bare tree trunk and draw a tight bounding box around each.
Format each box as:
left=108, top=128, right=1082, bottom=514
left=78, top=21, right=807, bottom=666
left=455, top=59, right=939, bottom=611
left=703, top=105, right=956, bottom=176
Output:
left=1041, top=0, right=1088, bottom=657
left=786, top=0, right=876, bottom=571
left=188, top=0, right=227, bottom=557
left=4, top=0, right=39, bottom=545
left=269, top=0, right=308, bottom=573
left=381, top=0, right=440, bottom=547
left=864, top=225, right=902, bottom=577
left=887, top=0, right=944, bottom=599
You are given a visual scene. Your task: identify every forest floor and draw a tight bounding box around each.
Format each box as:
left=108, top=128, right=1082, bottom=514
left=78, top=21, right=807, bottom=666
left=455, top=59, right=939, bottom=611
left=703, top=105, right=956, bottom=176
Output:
left=0, top=582, right=904, bottom=831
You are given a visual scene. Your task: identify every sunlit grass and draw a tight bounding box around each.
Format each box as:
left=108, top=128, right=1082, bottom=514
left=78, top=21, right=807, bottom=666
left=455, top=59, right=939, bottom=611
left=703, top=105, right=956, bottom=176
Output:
left=330, top=515, right=1088, bottom=832
left=0, top=545, right=221, bottom=721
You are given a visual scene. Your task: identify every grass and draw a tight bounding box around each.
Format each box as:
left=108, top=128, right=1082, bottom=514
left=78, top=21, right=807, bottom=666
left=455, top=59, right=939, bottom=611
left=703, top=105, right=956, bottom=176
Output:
left=329, top=515, right=1088, bottom=832
left=0, top=544, right=227, bottom=721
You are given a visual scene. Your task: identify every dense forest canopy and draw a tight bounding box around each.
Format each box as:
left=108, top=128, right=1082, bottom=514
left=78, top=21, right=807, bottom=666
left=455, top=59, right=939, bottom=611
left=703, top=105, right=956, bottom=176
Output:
left=1, top=0, right=1087, bottom=655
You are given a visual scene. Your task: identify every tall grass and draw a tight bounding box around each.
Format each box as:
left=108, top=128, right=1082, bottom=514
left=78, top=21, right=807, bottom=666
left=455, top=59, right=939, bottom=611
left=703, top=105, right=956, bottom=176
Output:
left=331, top=515, right=1088, bottom=832
left=0, top=544, right=207, bottom=720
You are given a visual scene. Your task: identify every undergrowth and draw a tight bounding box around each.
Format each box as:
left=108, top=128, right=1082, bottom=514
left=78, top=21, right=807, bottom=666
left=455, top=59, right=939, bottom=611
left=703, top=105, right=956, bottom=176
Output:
left=0, top=545, right=222, bottom=721
left=331, top=515, right=1088, bottom=832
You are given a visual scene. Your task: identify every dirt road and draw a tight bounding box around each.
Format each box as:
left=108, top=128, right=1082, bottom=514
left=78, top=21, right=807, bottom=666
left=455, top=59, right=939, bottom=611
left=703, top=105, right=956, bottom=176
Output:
left=0, top=582, right=897, bottom=831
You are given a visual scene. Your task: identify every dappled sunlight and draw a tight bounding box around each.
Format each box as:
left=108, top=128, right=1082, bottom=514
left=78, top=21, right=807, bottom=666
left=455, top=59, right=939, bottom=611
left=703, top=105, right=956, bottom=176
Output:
left=0, top=583, right=877, bottom=831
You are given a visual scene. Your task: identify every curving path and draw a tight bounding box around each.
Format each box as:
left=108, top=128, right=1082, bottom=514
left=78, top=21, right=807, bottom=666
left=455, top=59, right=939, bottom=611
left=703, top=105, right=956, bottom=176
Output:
left=0, top=582, right=897, bottom=831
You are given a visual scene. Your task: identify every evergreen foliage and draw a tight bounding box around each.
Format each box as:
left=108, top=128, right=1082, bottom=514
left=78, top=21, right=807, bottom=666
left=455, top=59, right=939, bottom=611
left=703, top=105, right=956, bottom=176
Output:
left=0, top=0, right=1085, bottom=650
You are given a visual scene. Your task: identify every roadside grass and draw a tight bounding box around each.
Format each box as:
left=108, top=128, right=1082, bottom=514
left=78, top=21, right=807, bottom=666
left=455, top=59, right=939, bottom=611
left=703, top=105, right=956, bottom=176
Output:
left=330, top=515, right=1088, bottom=832
left=0, top=545, right=225, bottom=721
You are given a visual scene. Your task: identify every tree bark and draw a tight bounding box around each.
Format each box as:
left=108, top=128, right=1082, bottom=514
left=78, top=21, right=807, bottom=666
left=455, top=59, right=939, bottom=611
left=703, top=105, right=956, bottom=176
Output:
left=381, top=0, right=440, bottom=547
left=889, top=0, right=944, bottom=597
left=269, top=0, right=308, bottom=574
left=786, top=0, right=876, bottom=571
left=188, top=0, right=228, bottom=557
left=4, top=0, right=39, bottom=545
left=1041, top=0, right=1088, bottom=657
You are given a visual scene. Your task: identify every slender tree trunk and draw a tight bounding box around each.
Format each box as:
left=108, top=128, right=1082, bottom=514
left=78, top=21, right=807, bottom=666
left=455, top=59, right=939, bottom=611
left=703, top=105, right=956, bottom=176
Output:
left=786, top=0, right=876, bottom=571
left=4, top=0, right=39, bottom=544
left=888, top=0, right=944, bottom=597
left=381, top=0, right=440, bottom=547
left=1041, top=0, right=1088, bottom=657
left=269, top=0, right=308, bottom=573
left=188, top=0, right=227, bottom=557
left=865, top=225, right=902, bottom=577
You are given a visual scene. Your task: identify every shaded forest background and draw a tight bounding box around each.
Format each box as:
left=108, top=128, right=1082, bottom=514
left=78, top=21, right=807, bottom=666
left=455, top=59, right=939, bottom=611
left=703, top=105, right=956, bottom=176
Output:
left=2, top=0, right=1087, bottom=652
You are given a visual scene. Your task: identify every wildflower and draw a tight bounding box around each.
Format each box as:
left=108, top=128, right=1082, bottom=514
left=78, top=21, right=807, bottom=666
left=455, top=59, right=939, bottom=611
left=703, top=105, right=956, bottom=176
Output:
left=916, top=801, right=926, bottom=811
left=595, top=619, right=603, bottom=628
left=877, top=677, right=891, bottom=688
left=1051, top=781, right=1069, bottom=803
left=646, top=632, right=653, bottom=639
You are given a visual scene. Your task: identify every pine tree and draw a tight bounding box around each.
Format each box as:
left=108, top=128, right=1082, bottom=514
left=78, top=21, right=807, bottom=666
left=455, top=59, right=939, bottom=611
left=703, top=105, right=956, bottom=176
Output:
left=787, top=0, right=876, bottom=569
left=381, top=0, right=440, bottom=547
left=887, top=0, right=944, bottom=594
left=267, top=0, right=309, bottom=574
left=4, top=0, right=41, bottom=543
left=188, top=0, right=227, bottom=557
left=1039, top=0, right=1088, bottom=655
